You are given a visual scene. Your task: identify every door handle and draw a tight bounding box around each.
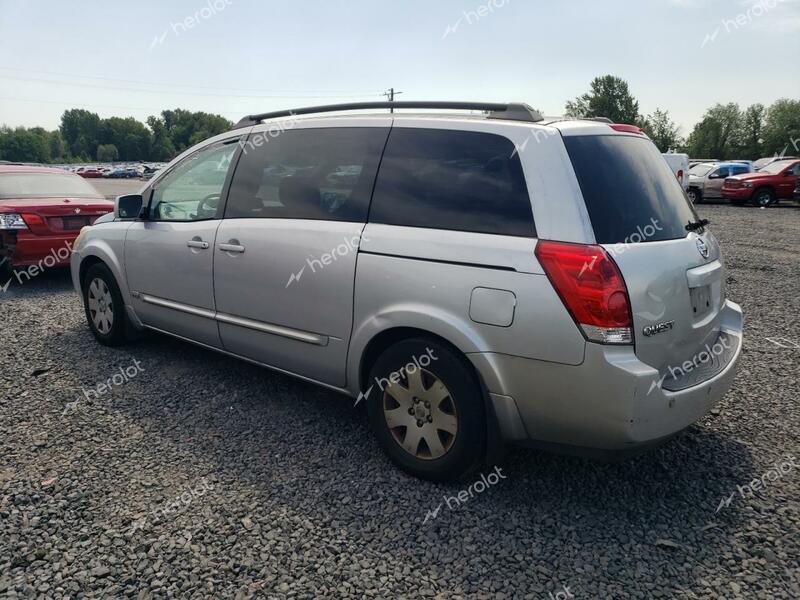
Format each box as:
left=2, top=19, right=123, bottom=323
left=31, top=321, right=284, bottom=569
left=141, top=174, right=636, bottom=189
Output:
left=187, top=239, right=209, bottom=249
left=218, top=242, right=245, bottom=254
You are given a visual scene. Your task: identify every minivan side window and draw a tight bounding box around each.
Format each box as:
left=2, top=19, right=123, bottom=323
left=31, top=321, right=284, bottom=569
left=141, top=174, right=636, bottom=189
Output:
left=225, top=128, right=389, bottom=222
left=369, top=128, right=536, bottom=237
left=731, top=165, right=749, bottom=175
left=150, top=142, right=237, bottom=222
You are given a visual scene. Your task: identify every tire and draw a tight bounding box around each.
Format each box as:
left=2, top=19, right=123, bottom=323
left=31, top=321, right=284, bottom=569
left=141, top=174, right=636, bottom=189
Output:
left=366, top=338, right=486, bottom=482
left=81, top=263, right=129, bottom=346
left=687, top=188, right=702, bottom=204
left=752, top=188, right=776, bottom=207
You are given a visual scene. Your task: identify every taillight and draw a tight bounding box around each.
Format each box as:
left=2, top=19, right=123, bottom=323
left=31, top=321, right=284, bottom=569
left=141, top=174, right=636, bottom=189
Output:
left=535, top=240, right=633, bottom=344
left=21, top=213, right=45, bottom=227
left=677, top=170, right=684, bottom=181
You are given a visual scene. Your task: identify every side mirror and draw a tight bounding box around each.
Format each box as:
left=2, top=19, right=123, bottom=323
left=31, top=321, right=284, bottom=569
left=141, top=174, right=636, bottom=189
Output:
left=115, top=194, right=144, bottom=220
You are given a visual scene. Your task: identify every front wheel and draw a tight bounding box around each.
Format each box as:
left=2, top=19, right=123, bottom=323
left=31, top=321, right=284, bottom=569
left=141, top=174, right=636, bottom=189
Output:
left=687, top=188, right=702, bottom=204
left=752, top=188, right=776, bottom=207
left=82, top=263, right=130, bottom=346
left=366, top=339, right=486, bottom=482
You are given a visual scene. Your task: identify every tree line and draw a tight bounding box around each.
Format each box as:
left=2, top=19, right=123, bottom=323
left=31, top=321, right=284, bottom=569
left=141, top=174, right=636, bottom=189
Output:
left=1, top=76, right=798, bottom=163
left=565, top=75, right=799, bottom=159
left=0, top=108, right=232, bottom=164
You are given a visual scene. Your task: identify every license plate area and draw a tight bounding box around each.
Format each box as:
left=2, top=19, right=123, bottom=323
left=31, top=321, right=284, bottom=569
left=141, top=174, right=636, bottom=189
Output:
left=690, top=284, right=712, bottom=319
left=63, top=216, right=89, bottom=230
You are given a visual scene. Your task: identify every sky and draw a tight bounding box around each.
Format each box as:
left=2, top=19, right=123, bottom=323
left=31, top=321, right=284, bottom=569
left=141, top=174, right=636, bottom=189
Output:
left=1, top=0, right=798, bottom=136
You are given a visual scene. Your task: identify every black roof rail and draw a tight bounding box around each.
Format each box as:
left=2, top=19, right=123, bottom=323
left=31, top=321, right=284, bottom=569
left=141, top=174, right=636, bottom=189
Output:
left=233, top=101, right=543, bottom=129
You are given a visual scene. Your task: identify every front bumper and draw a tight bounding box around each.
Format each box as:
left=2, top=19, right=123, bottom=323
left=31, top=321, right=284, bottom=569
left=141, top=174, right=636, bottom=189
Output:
left=470, top=300, right=743, bottom=452
left=721, top=188, right=752, bottom=200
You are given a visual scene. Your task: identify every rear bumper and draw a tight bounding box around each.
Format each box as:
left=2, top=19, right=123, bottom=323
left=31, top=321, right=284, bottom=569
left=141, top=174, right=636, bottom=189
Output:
left=470, top=300, right=743, bottom=451
left=0, top=231, right=76, bottom=268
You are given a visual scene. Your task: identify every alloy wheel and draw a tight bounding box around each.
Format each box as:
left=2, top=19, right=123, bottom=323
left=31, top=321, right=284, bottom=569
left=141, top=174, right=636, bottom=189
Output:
left=382, top=367, right=457, bottom=460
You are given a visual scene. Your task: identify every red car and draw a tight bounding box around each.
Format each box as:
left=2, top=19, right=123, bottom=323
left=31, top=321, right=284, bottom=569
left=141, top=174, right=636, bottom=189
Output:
left=79, top=168, right=103, bottom=178
left=0, top=166, right=114, bottom=275
left=721, top=159, right=800, bottom=207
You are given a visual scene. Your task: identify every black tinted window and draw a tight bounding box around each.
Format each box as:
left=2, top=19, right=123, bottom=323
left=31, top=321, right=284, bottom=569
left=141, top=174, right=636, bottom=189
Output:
left=563, top=135, right=698, bottom=244
left=226, top=128, right=389, bottom=222
left=369, top=129, right=535, bottom=237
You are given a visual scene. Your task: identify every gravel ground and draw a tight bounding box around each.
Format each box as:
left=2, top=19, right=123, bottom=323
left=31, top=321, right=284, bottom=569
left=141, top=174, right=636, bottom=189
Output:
left=87, top=179, right=144, bottom=200
left=1, top=203, right=798, bottom=599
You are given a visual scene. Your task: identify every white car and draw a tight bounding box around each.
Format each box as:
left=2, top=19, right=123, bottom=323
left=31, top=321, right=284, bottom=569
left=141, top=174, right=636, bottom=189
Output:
left=663, top=153, right=690, bottom=190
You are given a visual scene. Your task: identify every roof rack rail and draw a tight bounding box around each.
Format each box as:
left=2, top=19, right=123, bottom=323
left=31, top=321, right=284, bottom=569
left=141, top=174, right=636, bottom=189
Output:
left=233, top=101, right=543, bottom=129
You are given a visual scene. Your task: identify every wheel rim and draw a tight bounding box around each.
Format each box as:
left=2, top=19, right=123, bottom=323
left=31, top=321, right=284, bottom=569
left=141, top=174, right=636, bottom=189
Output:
left=688, top=190, right=698, bottom=203
left=87, top=277, right=114, bottom=334
left=757, top=192, right=772, bottom=206
left=382, top=367, right=457, bottom=460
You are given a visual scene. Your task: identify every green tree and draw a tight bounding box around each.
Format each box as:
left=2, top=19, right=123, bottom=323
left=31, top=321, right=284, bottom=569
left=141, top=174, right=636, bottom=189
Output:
left=0, top=126, right=51, bottom=163
left=153, top=109, right=232, bottom=154
left=737, top=104, right=766, bottom=159
left=98, top=117, right=152, bottom=161
left=60, top=109, right=101, bottom=159
left=146, top=116, right=177, bottom=161
left=564, top=75, right=640, bottom=124
left=761, top=98, right=800, bottom=158
left=48, top=130, right=68, bottom=162
left=96, top=143, right=119, bottom=162
left=641, top=108, right=682, bottom=152
left=685, top=103, right=742, bottom=159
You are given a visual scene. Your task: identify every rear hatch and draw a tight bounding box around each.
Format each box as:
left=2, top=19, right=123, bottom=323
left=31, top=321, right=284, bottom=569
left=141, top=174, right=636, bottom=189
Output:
left=563, top=132, right=726, bottom=374
left=0, top=172, right=113, bottom=235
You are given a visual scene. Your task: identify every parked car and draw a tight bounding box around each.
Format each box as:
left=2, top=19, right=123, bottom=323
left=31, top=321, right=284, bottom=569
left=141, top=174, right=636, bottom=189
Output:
left=753, top=155, right=798, bottom=171
left=662, top=153, right=689, bottom=190
left=794, top=179, right=800, bottom=202
left=70, top=101, right=743, bottom=481
left=688, top=159, right=719, bottom=168
left=0, top=166, right=113, bottom=275
left=721, top=158, right=800, bottom=206
left=79, top=168, right=103, bottom=178
left=687, top=162, right=752, bottom=204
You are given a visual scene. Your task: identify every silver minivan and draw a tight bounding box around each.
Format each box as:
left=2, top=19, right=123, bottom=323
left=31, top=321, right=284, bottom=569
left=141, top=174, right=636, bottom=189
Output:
left=71, top=102, right=743, bottom=481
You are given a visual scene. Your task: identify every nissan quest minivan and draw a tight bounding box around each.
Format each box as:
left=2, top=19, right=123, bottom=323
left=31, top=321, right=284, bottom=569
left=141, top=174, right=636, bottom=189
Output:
left=71, top=102, right=743, bottom=482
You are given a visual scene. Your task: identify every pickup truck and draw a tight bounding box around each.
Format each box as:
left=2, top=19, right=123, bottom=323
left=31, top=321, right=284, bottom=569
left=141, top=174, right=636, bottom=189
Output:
left=721, top=159, right=800, bottom=207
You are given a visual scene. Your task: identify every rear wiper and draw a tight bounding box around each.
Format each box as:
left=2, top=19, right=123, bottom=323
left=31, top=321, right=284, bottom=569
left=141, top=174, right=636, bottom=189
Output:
left=686, top=218, right=710, bottom=232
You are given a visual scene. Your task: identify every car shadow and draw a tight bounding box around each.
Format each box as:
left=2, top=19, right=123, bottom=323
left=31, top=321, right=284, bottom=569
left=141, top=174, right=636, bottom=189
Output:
left=40, top=318, right=756, bottom=594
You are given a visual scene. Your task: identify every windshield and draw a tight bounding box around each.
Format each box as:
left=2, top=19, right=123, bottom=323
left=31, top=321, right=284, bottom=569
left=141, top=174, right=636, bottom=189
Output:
left=690, top=164, right=714, bottom=176
left=759, top=160, right=793, bottom=175
left=0, top=173, right=101, bottom=198
left=564, top=135, right=698, bottom=244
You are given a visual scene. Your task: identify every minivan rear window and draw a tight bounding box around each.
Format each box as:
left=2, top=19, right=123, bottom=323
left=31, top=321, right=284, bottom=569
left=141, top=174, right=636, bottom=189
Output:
left=563, top=135, right=698, bottom=244
left=370, top=129, right=535, bottom=237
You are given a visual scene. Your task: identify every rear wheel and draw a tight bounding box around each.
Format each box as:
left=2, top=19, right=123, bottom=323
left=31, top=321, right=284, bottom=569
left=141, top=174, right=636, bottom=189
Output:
left=366, top=338, right=486, bottom=482
left=752, top=188, right=776, bottom=207
left=82, top=263, right=129, bottom=346
left=687, top=188, right=702, bottom=204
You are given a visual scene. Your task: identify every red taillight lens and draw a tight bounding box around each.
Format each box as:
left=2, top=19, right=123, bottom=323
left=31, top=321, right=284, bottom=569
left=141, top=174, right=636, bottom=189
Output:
left=535, top=240, right=633, bottom=344
left=21, top=213, right=45, bottom=227
left=677, top=170, right=684, bottom=180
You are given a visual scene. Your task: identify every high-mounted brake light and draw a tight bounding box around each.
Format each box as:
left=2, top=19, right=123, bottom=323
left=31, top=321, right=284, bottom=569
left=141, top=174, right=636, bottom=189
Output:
left=608, top=123, right=646, bottom=135
left=535, top=241, right=633, bottom=344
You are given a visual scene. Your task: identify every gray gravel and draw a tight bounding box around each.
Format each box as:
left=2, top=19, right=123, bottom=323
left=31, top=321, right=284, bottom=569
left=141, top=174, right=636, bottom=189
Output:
left=1, top=203, right=798, bottom=599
